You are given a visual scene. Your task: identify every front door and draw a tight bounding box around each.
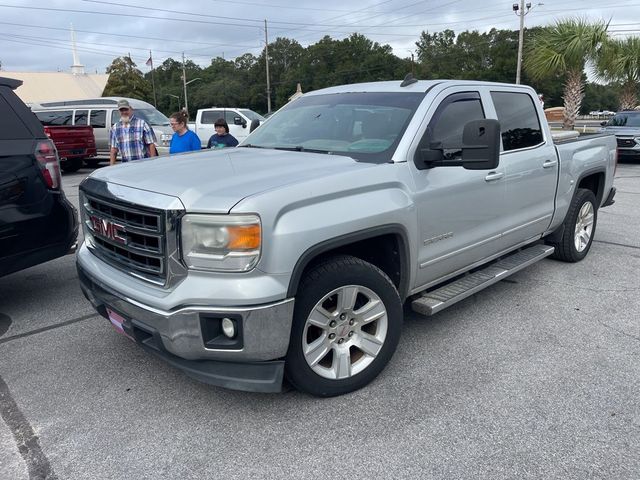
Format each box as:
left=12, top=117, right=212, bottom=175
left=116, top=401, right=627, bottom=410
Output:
left=409, top=88, right=507, bottom=290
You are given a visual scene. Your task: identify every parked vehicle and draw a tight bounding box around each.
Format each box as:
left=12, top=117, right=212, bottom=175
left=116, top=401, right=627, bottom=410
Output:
left=193, top=107, right=264, bottom=148
left=0, top=76, right=78, bottom=277
left=77, top=79, right=617, bottom=397
left=30, top=97, right=173, bottom=157
left=600, top=110, right=640, bottom=160
left=41, top=125, right=97, bottom=173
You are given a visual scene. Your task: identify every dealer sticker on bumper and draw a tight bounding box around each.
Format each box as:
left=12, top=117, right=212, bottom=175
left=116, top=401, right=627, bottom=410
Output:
left=106, top=308, right=134, bottom=340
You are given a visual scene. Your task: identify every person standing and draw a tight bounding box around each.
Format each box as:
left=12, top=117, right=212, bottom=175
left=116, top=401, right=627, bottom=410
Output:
left=207, top=118, right=239, bottom=149
left=109, top=99, right=158, bottom=165
left=169, top=111, right=201, bottom=154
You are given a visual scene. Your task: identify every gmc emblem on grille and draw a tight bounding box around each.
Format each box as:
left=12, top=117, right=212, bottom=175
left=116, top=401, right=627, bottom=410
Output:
left=90, top=215, right=127, bottom=245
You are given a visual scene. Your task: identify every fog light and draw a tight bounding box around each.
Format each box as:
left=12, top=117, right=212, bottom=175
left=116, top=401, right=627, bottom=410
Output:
left=221, top=317, right=236, bottom=338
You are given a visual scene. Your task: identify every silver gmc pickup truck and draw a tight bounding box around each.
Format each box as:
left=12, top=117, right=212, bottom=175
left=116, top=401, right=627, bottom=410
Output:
left=77, top=79, right=617, bottom=397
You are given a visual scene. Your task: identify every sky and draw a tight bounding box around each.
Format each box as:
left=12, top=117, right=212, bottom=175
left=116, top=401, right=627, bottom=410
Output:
left=0, top=0, right=638, bottom=74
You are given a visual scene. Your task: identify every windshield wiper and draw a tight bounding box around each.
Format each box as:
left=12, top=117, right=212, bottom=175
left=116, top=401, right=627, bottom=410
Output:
left=240, top=144, right=268, bottom=149
left=274, top=146, right=332, bottom=154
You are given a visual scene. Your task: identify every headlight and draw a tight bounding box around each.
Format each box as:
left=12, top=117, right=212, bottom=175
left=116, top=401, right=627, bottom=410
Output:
left=180, top=214, right=261, bottom=272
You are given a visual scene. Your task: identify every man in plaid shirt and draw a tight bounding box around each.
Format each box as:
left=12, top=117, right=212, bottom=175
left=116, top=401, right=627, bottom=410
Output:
left=109, top=99, right=158, bottom=165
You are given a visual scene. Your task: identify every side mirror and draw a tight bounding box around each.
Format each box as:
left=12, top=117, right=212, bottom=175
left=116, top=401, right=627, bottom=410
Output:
left=249, top=119, right=261, bottom=133
left=600, top=121, right=607, bottom=126
left=234, top=116, right=247, bottom=127
left=461, top=119, right=501, bottom=170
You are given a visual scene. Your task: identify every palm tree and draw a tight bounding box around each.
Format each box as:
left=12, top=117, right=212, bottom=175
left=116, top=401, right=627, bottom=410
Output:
left=596, top=36, right=640, bottom=111
left=525, top=18, right=609, bottom=130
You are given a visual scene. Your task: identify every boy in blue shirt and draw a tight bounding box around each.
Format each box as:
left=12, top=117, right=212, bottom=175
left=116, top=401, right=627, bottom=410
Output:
left=207, top=118, right=239, bottom=149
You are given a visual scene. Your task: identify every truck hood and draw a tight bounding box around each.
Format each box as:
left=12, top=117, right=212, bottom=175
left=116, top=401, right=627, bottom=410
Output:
left=89, top=147, right=373, bottom=212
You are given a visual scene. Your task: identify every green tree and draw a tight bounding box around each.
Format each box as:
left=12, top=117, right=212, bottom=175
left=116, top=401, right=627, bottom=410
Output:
left=415, top=29, right=458, bottom=78
left=596, top=36, right=640, bottom=110
left=524, top=18, right=609, bottom=129
left=104, top=56, right=153, bottom=101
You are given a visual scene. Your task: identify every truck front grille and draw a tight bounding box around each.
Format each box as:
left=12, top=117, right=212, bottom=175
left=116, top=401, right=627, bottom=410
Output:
left=82, top=194, right=168, bottom=285
left=616, top=137, right=636, bottom=148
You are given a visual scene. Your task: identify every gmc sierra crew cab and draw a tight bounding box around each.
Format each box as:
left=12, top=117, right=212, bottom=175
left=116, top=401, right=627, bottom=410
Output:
left=76, top=79, right=617, bottom=397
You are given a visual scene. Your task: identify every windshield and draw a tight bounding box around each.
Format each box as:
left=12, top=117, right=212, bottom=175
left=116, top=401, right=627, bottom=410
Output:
left=606, top=113, right=640, bottom=128
left=240, top=109, right=265, bottom=121
left=136, top=108, right=170, bottom=126
left=242, top=92, right=425, bottom=163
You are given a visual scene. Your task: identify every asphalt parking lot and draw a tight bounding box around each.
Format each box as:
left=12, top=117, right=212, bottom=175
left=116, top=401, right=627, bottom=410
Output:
left=1, top=160, right=639, bottom=480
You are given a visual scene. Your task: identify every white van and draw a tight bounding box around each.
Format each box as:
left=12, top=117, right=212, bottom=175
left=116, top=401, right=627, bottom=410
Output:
left=193, top=107, right=264, bottom=148
left=30, top=97, right=173, bottom=157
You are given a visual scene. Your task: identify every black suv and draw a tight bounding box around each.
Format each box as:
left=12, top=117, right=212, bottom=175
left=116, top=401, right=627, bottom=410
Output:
left=0, top=76, right=78, bottom=277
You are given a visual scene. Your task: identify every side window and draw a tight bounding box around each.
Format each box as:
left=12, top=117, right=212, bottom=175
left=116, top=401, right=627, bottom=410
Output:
left=0, top=94, right=32, bottom=140
left=89, top=110, right=106, bottom=128
left=491, top=91, right=543, bottom=151
left=34, top=110, right=74, bottom=126
left=110, top=110, right=120, bottom=127
left=428, top=92, right=485, bottom=160
left=201, top=111, right=222, bottom=124
left=225, top=111, right=240, bottom=125
left=74, top=110, right=89, bottom=125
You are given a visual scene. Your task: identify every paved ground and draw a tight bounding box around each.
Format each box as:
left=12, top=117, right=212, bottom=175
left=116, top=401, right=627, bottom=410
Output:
left=0, top=160, right=638, bottom=480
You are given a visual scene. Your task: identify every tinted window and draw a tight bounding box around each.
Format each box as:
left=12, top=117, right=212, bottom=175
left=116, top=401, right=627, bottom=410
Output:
left=606, top=113, right=640, bottom=127
left=35, top=110, right=74, bottom=126
left=429, top=94, right=485, bottom=160
left=74, top=110, right=88, bottom=125
left=90, top=110, right=106, bottom=128
left=111, top=110, right=120, bottom=127
left=491, top=91, right=543, bottom=151
left=201, top=110, right=222, bottom=124
left=225, top=111, right=240, bottom=124
left=0, top=93, right=33, bottom=140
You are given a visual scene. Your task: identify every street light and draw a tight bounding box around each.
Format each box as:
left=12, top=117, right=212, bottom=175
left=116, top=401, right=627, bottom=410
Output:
left=513, top=1, right=543, bottom=84
left=182, top=77, right=201, bottom=119
left=166, top=94, right=181, bottom=111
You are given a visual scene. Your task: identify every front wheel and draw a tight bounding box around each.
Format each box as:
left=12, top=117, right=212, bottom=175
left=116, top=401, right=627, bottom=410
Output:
left=548, top=188, right=597, bottom=262
left=285, top=255, right=403, bottom=397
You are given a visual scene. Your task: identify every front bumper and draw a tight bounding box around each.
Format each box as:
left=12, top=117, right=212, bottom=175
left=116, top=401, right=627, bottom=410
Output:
left=77, top=263, right=295, bottom=393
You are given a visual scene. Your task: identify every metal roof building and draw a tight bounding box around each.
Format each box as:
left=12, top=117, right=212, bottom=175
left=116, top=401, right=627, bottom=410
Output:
left=0, top=71, right=109, bottom=104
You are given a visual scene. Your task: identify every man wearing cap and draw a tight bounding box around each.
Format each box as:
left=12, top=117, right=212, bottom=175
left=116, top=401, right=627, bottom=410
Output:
left=109, top=99, right=158, bottom=165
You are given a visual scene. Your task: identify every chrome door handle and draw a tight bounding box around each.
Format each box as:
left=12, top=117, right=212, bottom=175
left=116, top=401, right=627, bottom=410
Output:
left=485, top=172, right=504, bottom=182
left=543, top=160, right=558, bottom=168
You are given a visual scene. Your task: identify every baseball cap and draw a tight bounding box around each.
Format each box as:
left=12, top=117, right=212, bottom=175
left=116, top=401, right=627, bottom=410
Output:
left=117, top=99, right=131, bottom=110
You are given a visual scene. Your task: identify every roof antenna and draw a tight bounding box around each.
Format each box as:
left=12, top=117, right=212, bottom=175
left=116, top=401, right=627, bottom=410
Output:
left=400, top=73, right=418, bottom=87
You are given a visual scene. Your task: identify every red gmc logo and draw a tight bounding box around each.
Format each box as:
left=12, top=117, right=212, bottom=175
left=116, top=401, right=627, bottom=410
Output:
left=90, top=215, right=127, bottom=245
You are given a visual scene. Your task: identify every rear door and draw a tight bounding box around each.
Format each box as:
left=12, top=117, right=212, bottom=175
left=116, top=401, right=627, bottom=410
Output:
left=488, top=89, right=557, bottom=245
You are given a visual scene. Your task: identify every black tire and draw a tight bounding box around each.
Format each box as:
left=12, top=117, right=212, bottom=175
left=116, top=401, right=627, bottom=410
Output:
left=548, top=188, right=597, bottom=262
left=60, top=157, right=82, bottom=173
left=285, top=255, right=402, bottom=397
left=84, top=158, right=101, bottom=168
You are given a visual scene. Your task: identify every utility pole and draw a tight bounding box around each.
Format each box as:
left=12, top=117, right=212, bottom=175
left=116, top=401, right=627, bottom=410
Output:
left=264, top=19, right=272, bottom=114
left=514, top=0, right=532, bottom=85
left=182, top=52, right=188, bottom=117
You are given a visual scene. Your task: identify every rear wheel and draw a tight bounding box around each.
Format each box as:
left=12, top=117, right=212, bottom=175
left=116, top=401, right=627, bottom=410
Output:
left=285, top=255, right=402, bottom=397
left=548, top=188, right=597, bottom=262
left=84, top=158, right=101, bottom=168
left=60, top=157, right=82, bottom=173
